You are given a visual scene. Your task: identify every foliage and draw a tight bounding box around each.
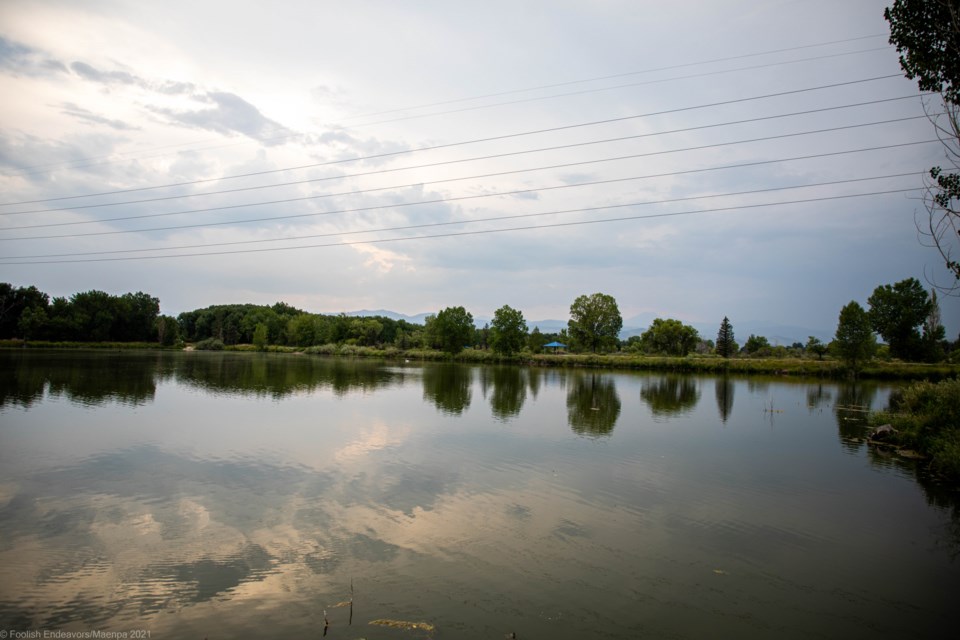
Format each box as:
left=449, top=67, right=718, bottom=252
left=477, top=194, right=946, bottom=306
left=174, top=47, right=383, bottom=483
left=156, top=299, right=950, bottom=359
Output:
left=637, top=318, right=700, bottom=356
left=870, top=377, right=960, bottom=478
left=885, top=0, right=960, bottom=286
left=426, top=306, right=475, bottom=354
left=806, top=336, right=828, bottom=360
left=194, top=337, right=225, bottom=351
left=921, top=289, right=947, bottom=361
left=0, top=284, right=161, bottom=343
left=741, top=334, right=771, bottom=355
left=490, top=305, right=528, bottom=356
left=527, top=326, right=547, bottom=352
left=885, top=0, right=960, bottom=103
left=156, top=315, right=180, bottom=347
left=0, top=284, right=48, bottom=338
left=715, top=316, right=736, bottom=358
left=867, top=278, right=932, bottom=360
left=834, top=301, right=877, bottom=373
left=567, top=292, right=623, bottom=353
left=253, top=323, right=269, bottom=351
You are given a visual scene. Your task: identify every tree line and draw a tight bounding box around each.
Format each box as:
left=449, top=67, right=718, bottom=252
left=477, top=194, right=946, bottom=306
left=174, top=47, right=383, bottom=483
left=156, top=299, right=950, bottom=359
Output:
left=0, top=280, right=955, bottom=366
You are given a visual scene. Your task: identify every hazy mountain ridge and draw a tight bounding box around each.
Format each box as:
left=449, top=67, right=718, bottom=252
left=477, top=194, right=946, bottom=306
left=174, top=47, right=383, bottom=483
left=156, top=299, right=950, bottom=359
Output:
left=344, top=310, right=831, bottom=346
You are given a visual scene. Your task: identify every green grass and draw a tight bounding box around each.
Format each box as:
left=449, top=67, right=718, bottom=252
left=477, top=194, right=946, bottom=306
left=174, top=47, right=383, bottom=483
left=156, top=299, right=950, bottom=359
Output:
left=870, top=378, right=960, bottom=479
left=4, top=339, right=958, bottom=381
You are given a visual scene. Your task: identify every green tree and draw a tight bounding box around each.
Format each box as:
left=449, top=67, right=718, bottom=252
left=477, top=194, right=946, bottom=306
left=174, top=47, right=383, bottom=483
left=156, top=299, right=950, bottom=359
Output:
left=867, top=277, right=932, bottom=360
left=0, top=284, right=49, bottom=338
left=567, top=292, right=622, bottom=353
left=834, top=301, right=877, bottom=373
left=715, top=316, right=736, bottom=358
left=921, top=289, right=947, bottom=361
left=156, top=315, right=180, bottom=346
left=638, top=318, right=700, bottom=356
left=527, top=326, right=547, bottom=352
left=287, top=313, right=316, bottom=347
left=742, top=334, right=771, bottom=355
left=805, top=336, right=828, bottom=360
left=430, top=306, right=475, bottom=354
left=17, top=306, right=48, bottom=341
left=253, top=322, right=269, bottom=351
left=885, top=0, right=960, bottom=286
left=490, top=305, right=528, bottom=356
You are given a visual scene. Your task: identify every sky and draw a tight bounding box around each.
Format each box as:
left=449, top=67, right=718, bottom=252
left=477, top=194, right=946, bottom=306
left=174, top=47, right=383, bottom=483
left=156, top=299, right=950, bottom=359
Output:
left=0, top=0, right=957, bottom=338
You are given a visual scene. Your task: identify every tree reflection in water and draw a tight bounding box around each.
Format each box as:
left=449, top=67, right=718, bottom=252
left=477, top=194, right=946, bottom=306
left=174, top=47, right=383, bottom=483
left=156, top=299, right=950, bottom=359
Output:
left=481, top=366, right=527, bottom=422
left=640, top=375, right=700, bottom=418
left=567, top=373, right=621, bottom=437
left=422, top=363, right=472, bottom=415
left=714, top=376, right=735, bottom=424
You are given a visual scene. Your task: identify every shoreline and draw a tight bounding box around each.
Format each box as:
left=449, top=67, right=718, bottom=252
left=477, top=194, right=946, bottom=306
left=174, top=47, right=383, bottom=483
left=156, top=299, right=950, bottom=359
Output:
left=3, top=339, right=957, bottom=381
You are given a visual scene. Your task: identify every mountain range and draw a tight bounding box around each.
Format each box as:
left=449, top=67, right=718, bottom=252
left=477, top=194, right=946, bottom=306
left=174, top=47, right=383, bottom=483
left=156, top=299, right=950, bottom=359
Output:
left=344, top=309, right=832, bottom=346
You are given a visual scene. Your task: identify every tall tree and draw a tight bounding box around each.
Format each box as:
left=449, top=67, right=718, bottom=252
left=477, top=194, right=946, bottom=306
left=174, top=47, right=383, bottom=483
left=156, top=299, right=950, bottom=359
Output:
left=715, top=316, right=736, bottom=358
left=867, top=277, right=932, bottom=360
left=567, top=293, right=622, bottom=353
left=490, top=305, right=528, bottom=356
left=834, top=301, right=877, bottom=373
left=431, top=306, right=475, bottom=354
left=885, top=0, right=960, bottom=289
left=922, top=289, right=947, bottom=360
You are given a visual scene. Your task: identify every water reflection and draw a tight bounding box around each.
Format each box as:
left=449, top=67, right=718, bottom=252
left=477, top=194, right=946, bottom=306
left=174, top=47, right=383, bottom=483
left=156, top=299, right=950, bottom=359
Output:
left=567, top=372, right=621, bottom=437
left=640, top=375, right=700, bottom=417
left=175, top=352, right=403, bottom=398
left=714, top=376, right=735, bottom=424
left=481, top=366, right=527, bottom=422
left=833, top=382, right=879, bottom=453
left=0, top=351, right=160, bottom=408
left=422, top=363, right=472, bottom=415
left=2, top=353, right=959, bottom=638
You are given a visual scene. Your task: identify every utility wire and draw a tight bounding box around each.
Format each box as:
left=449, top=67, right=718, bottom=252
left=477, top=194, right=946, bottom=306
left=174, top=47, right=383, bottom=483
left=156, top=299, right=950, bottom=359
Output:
left=1, top=103, right=928, bottom=217
left=348, top=46, right=894, bottom=128
left=0, top=74, right=906, bottom=207
left=3, top=172, right=923, bottom=260
left=5, top=34, right=888, bottom=178
left=349, top=35, right=889, bottom=118
left=0, top=140, right=937, bottom=241
left=0, top=188, right=920, bottom=265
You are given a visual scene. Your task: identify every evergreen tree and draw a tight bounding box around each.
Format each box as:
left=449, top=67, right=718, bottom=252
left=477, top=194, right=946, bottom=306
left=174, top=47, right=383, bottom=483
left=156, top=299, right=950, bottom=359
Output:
left=716, top=316, right=735, bottom=358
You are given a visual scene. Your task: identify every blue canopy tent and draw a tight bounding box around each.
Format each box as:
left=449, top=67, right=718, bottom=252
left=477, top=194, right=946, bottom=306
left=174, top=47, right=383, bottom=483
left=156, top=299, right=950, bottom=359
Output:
left=543, top=341, right=567, bottom=353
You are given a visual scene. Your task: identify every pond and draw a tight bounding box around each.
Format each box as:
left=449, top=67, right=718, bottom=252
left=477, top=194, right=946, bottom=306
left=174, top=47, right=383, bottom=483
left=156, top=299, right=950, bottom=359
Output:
left=0, top=350, right=957, bottom=639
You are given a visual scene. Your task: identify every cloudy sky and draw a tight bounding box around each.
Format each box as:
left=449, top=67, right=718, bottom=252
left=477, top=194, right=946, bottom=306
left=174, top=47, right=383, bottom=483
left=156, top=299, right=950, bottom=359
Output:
left=0, top=0, right=956, bottom=337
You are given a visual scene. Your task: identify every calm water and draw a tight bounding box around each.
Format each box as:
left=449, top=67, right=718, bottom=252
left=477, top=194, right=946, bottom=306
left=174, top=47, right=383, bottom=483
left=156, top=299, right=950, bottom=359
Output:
left=0, top=350, right=957, bottom=639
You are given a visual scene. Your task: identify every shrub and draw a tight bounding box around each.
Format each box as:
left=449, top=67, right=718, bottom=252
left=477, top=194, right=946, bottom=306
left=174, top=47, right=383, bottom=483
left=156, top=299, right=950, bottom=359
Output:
left=871, top=378, right=960, bottom=478
left=194, top=338, right=225, bottom=351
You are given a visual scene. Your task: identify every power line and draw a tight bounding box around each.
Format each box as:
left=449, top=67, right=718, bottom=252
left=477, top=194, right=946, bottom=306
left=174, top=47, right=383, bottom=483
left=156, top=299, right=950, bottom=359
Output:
left=348, top=34, right=889, bottom=119
left=0, top=74, right=906, bottom=207
left=0, top=188, right=920, bottom=265
left=348, top=47, right=894, bottom=128
left=0, top=140, right=937, bottom=241
left=4, top=34, right=889, bottom=179
left=1, top=104, right=928, bottom=217
left=3, top=172, right=923, bottom=260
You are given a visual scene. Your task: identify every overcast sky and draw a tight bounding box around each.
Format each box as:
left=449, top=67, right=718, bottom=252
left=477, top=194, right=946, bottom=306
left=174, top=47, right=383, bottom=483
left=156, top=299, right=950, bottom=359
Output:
left=0, top=0, right=956, bottom=337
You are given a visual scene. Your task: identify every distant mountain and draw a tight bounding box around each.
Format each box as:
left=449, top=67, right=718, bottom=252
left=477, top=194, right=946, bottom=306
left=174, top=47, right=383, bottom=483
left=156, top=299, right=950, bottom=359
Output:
left=344, top=309, right=830, bottom=346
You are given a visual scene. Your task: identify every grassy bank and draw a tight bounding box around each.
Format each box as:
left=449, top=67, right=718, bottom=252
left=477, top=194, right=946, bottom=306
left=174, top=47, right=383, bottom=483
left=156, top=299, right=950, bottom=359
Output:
left=869, top=378, right=960, bottom=480
left=4, top=339, right=958, bottom=381
left=0, top=339, right=179, bottom=351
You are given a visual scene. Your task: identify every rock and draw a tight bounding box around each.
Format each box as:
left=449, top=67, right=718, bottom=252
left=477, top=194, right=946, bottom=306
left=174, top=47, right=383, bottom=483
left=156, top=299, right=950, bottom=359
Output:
left=867, top=424, right=898, bottom=442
